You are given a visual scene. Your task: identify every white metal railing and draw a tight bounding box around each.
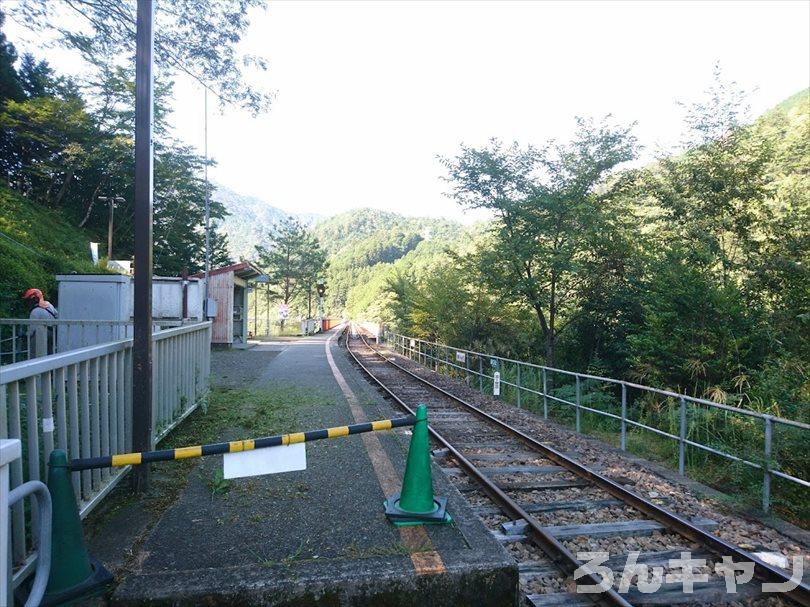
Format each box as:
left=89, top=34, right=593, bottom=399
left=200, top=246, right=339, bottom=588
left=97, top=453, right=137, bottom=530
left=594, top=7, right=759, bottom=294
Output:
left=0, top=321, right=211, bottom=586
left=384, top=332, right=809, bottom=513
left=0, top=318, right=184, bottom=365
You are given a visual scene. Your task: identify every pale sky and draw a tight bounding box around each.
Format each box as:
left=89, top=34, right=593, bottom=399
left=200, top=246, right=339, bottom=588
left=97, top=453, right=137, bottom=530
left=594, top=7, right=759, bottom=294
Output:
left=7, top=1, right=810, bottom=222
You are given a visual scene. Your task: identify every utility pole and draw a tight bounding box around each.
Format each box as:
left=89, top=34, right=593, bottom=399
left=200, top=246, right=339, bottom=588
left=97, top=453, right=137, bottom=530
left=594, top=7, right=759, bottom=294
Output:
left=98, top=195, right=125, bottom=260
left=132, top=0, right=154, bottom=493
left=316, top=280, right=326, bottom=333
left=203, top=87, right=211, bottom=316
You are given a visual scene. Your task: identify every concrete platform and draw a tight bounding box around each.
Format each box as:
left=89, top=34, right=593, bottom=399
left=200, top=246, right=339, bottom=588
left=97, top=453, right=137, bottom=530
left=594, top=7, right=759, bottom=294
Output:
left=108, top=330, right=518, bottom=606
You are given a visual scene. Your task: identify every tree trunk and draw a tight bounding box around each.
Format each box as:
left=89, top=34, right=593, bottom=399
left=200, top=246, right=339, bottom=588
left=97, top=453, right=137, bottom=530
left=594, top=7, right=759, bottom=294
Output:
left=53, top=167, right=75, bottom=208
left=547, top=273, right=557, bottom=367
left=79, top=180, right=105, bottom=228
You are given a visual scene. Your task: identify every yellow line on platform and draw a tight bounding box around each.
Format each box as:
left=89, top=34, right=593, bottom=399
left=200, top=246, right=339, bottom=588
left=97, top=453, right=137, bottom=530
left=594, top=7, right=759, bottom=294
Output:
left=326, top=328, right=446, bottom=577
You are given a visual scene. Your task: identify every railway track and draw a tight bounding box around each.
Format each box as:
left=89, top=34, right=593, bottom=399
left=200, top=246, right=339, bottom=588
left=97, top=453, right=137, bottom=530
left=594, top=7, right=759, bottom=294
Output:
left=344, top=328, right=809, bottom=607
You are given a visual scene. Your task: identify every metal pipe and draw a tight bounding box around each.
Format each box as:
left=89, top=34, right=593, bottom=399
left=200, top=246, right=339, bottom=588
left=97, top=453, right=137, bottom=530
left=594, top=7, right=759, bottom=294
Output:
left=763, top=415, right=772, bottom=512
left=8, top=480, right=51, bottom=607
left=620, top=383, right=627, bottom=451
left=679, top=397, right=687, bottom=475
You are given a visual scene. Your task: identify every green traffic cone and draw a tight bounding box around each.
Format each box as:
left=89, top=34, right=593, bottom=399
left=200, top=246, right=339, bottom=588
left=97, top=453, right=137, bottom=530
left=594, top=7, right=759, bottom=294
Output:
left=384, top=404, right=451, bottom=526
left=41, top=449, right=113, bottom=606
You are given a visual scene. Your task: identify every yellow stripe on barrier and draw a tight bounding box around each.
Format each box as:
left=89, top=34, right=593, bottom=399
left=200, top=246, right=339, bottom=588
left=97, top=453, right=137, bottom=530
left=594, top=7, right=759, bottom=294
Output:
left=69, top=415, right=416, bottom=471
left=175, top=446, right=202, bottom=460
left=228, top=439, right=255, bottom=453
left=288, top=432, right=306, bottom=444
left=112, top=453, right=142, bottom=467
left=328, top=426, right=350, bottom=438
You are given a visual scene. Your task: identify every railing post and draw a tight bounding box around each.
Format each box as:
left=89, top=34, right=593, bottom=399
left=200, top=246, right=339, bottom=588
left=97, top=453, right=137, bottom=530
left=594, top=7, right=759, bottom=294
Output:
left=542, top=367, right=548, bottom=419
left=575, top=375, right=581, bottom=433
left=0, top=439, right=21, bottom=607
left=516, top=363, right=521, bottom=409
left=763, top=415, right=772, bottom=513
left=34, top=325, right=47, bottom=359
left=621, top=382, right=627, bottom=451
left=478, top=356, right=483, bottom=393
left=678, top=396, right=687, bottom=475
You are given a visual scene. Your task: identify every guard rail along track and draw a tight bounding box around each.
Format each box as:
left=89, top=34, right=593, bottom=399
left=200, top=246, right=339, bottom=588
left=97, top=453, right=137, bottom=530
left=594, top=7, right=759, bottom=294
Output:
left=343, top=327, right=809, bottom=607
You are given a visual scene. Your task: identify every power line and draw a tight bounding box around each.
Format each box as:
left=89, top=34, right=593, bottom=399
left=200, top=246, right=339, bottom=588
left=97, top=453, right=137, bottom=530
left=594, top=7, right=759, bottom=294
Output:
left=0, top=229, right=44, bottom=257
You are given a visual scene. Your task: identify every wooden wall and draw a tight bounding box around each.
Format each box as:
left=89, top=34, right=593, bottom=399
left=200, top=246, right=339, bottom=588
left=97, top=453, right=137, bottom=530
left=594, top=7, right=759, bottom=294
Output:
left=209, top=271, right=234, bottom=344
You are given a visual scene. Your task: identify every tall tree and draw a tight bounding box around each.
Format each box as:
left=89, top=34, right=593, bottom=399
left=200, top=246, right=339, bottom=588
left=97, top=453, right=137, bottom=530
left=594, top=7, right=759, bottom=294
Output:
left=648, top=69, right=773, bottom=286
left=11, top=0, right=271, bottom=113
left=441, top=118, right=637, bottom=364
left=298, top=235, right=328, bottom=319
left=255, top=218, right=324, bottom=326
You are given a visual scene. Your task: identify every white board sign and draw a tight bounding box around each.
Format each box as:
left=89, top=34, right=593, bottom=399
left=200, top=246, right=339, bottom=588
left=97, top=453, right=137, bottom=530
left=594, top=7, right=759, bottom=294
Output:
left=410, top=339, right=416, bottom=348
left=493, top=372, right=501, bottom=396
left=223, top=443, right=306, bottom=480
left=455, top=351, right=466, bottom=363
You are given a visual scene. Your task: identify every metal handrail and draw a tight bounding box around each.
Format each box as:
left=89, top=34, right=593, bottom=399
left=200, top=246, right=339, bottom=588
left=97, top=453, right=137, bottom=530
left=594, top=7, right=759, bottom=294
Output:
left=385, top=331, right=809, bottom=512
left=1, top=321, right=212, bottom=587
left=1, top=322, right=210, bottom=384
left=0, top=318, right=189, bottom=366
left=8, top=481, right=51, bottom=607
left=389, top=333, right=809, bottom=429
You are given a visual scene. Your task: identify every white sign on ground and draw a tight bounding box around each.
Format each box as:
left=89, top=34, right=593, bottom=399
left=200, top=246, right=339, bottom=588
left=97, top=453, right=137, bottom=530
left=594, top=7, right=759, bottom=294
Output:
left=493, top=372, right=501, bottom=396
left=456, top=351, right=466, bottom=363
left=223, top=443, right=307, bottom=480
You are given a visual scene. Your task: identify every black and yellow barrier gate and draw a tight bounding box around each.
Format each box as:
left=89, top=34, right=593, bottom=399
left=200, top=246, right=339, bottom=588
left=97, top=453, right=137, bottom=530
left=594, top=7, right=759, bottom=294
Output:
left=66, top=415, right=417, bottom=471
left=43, top=406, right=447, bottom=606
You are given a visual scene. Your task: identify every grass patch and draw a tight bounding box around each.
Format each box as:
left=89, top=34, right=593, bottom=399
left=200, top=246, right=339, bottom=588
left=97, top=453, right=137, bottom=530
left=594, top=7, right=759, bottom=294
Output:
left=84, top=383, right=327, bottom=570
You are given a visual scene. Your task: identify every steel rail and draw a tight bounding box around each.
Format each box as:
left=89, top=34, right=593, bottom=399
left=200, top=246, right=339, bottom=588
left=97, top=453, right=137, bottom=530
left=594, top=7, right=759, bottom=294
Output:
left=344, top=330, right=631, bottom=607
left=349, top=330, right=810, bottom=607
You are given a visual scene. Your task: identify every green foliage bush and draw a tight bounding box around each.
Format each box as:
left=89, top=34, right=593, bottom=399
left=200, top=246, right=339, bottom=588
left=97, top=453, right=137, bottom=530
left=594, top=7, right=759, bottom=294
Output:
left=0, top=185, right=100, bottom=316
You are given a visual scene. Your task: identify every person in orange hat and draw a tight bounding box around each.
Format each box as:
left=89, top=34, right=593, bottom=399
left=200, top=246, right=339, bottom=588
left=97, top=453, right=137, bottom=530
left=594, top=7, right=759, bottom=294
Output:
left=23, top=288, right=58, bottom=320
left=23, top=288, right=57, bottom=357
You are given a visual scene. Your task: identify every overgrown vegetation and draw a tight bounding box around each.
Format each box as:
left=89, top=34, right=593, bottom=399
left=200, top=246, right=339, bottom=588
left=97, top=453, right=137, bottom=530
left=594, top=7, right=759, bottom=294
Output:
left=342, top=78, right=808, bottom=519
left=0, top=4, right=260, bottom=312
left=0, top=184, right=102, bottom=315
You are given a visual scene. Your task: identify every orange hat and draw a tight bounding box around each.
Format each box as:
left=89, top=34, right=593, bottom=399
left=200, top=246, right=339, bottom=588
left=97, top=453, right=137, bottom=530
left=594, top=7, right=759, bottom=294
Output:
left=23, top=288, right=52, bottom=310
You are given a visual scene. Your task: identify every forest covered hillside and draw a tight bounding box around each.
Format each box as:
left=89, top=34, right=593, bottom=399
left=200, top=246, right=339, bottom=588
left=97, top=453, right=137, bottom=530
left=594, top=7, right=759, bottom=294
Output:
left=213, top=183, right=319, bottom=260
left=311, top=208, right=468, bottom=316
